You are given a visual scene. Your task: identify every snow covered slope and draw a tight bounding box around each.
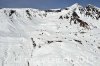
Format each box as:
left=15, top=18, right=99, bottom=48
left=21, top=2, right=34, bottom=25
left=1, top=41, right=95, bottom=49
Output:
left=0, top=3, right=100, bottom=66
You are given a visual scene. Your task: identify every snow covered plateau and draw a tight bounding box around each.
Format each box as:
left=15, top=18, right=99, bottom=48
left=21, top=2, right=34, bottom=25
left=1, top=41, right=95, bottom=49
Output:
left=0, top=3, right=100, bottom=66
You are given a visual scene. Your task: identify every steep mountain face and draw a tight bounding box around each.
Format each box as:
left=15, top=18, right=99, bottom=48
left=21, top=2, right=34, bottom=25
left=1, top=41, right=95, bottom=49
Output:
left=0, top=4, right=100, bottom=66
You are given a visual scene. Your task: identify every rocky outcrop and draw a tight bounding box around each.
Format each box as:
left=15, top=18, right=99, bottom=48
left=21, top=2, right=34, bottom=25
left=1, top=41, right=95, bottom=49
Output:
left=76, top=18, right=89, bottom=29
left=9, top=10, right=16, bottom=16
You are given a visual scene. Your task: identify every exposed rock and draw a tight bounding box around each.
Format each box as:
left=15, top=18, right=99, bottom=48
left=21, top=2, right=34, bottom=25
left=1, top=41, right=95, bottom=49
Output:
left=45, top=9, right=61, bottom=12
left=47, top=41, right=54, bottom=44
left=9, top=10, right=16, bottom=16
left=76, top=18, right=89, bottom=29
left=31, top=38, right=36, bottom=48
left=74, top=39, right=82, bottom=44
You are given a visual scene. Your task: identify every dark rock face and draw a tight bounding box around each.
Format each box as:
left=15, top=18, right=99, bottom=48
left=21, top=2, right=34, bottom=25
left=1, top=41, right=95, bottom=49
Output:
left=70, top=18, right=89, bottom=29
left=85, top=5, right=100, bottom=20
left=9, top=10, right=16, bottom=16
left=72, top=12, right=80, bottom=19
left=26, top=10, right=31, bottom=16
left=59, top=4, right=100, bottom=21
left=69, top=11, right=89, bottom=29
left=26, top=10, right=32, bottom=19
left=45, top=9, right=61, bottom=12
left=76, top=18, right=89, bottom=29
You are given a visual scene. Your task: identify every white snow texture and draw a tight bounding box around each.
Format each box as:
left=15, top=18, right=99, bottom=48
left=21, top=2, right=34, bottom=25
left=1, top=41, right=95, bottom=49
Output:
left=0, top=3, right=100, bottom=66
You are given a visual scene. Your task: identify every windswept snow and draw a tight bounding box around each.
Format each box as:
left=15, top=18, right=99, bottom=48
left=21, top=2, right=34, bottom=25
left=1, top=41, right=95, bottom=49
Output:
left=0, top=3, right=100, bottom=66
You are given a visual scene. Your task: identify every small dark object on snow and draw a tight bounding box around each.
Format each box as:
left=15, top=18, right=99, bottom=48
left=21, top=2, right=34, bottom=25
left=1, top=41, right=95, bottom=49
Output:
left=47, top=41, right=54, bottom=44
left=98, top=46, right=100, bottom=49
left=31, top=38, right=36, bottom=47
left=74, top=39, right=82, bottom=44
left=9, top=10, right=16, bottom=16
left=56, top=40, right=62, bottom=42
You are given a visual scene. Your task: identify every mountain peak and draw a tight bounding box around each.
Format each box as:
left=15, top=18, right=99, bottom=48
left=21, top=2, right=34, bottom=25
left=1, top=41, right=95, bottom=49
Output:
left=73, top=3, right=80, bottom=6
left=71, top=3, right=81, bottom=7
left=86, top=4, right=100, bottom=9
left=67, top=3, right=83, bottom=11
left=86, top=4, right=95, bottom=8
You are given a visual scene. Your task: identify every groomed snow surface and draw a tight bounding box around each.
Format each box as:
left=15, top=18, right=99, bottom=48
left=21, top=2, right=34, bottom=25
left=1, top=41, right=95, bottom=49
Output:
left=0, top=4, right=100, bottom=66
